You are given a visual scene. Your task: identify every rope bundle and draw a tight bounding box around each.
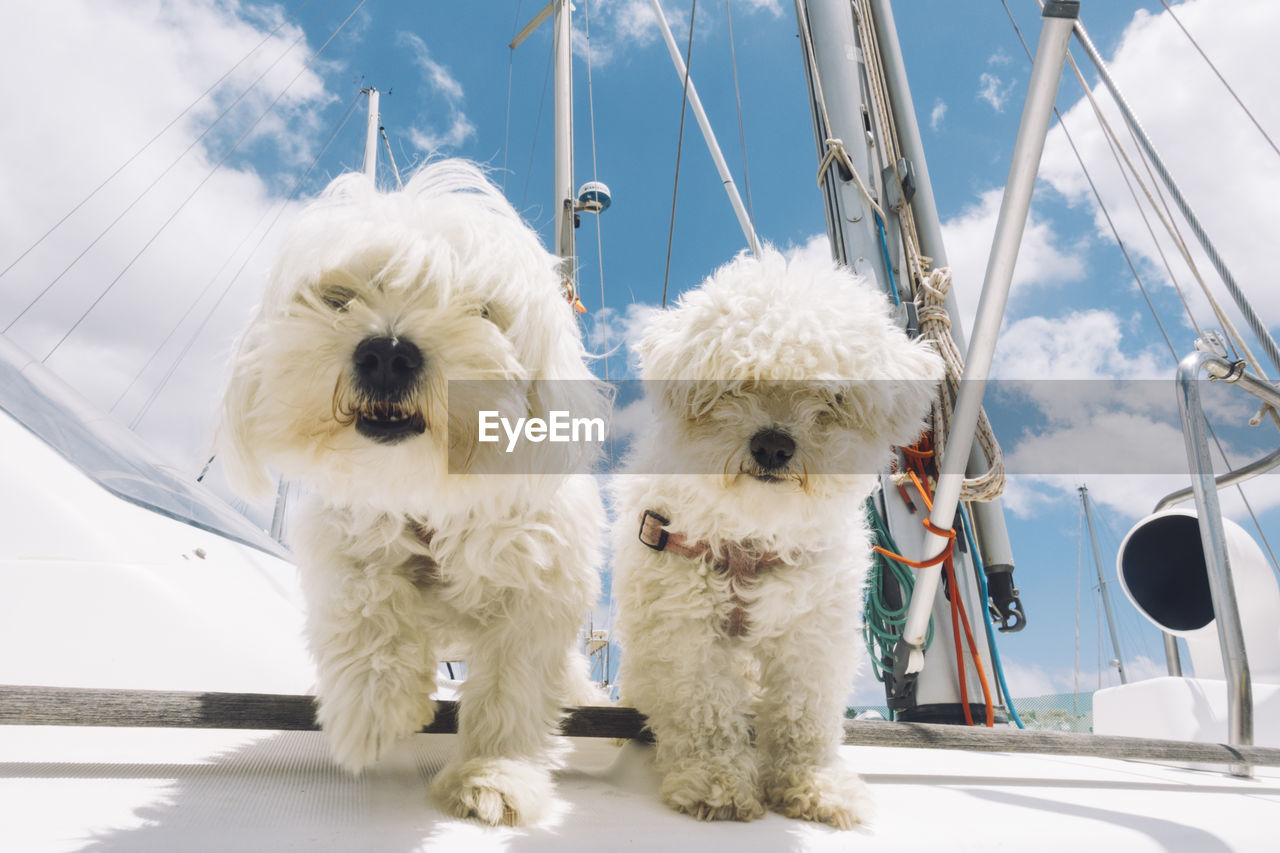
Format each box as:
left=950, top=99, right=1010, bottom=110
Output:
left=914, top=268, right=1006, bottom=503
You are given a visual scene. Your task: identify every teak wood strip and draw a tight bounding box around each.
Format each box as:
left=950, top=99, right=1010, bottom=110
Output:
left=2, top=684, right=1276, bottom=767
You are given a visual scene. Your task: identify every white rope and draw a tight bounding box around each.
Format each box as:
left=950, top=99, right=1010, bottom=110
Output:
left=843, top=0, right=1005, bottom=498
left=851, top=0, right=926, bottom=290
left=913, top=268, right=1006, bottom=502
left=794, top=0, right=885, bottom=223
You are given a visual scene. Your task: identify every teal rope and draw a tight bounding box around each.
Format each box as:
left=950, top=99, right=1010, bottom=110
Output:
left=960, top=505, right=1025, bottom=729
left=863, top=497, right=932, bottom=683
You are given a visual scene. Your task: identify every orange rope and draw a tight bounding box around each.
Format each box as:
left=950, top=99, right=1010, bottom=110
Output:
left=871, top=538, right=953, bottom=569
left=906, top=470, right=934, bottom=512
left=886, top=438, right=996, bottom=727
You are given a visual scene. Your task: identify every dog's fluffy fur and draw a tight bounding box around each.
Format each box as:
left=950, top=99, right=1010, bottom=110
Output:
left=218, top=160, right=604, bottom=826
left=613, top=248, right=943, bottom=828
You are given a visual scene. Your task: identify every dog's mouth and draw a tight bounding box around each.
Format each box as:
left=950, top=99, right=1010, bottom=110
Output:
left=748, top=471, right=788, bottom=484
left=355, top=401, right=427, bottom=444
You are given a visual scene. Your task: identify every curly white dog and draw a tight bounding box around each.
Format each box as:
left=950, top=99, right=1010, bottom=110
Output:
left=613, top=248, right=943, bottom=828
left=218, top=160, right=605, bottom=826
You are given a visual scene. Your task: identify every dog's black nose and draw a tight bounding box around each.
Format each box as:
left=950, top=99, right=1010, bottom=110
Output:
left=353, top=336, right=423, bottom=393
left=749, top=428, right=796, bottom=470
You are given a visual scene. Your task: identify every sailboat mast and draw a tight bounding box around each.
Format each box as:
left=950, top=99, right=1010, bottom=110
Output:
left=1080, top=485, right=1128, bottom=684
left=864, top=0, right=1019, bottom=591
left=552, top=0, right=575, bottom=270
left=361, top=87, right=380, bottom=181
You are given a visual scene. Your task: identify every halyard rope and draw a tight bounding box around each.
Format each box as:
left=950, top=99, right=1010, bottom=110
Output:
left=913, top=268, right=1006, bottom=502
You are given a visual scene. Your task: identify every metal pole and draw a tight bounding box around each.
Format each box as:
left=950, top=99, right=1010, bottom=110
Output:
left=553, top=0, right=575, bottom=266
left=270, top=478, right=289, bottom=542
left=1163, top=633, right=1183, bottom=677
left=1080, top=485, right=1127, bottom=685
left=866, top=0, right=1020, bottom=601
left=1177, top=350, right=1254, bottom=776
left=361, top=87, right=379, bottom=182
left=1073, top=19, right=1280, bottom=379
left=649, top=0, right=760, bottom=256
left=897, top=2, right=1078, bottom=673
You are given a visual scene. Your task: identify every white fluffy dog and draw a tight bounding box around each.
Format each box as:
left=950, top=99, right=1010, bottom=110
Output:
left=218, top=160, right=605, bottom=826
left=613, top=249, right=943, bottom=828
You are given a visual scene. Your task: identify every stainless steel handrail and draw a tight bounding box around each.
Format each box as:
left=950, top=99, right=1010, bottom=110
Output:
left=1174, top=351, right=1274, bottom=777
left=1154, top=444, right=1280, bottom=512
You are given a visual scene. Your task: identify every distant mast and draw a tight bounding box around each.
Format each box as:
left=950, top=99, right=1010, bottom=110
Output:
left=1080, top=485, right=1128, bottom=685
left=552, top=0, right=575, bottom=273
left=361, top=87, right=380, bottom=182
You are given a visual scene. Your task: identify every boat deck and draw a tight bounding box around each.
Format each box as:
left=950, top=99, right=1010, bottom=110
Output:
left=6, top=724, right=1279, bottom=852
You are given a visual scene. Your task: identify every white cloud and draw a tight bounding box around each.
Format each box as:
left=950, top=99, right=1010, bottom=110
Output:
left=999, top=654, right=1169, bottom=698
left=978, top=308, right=1279, bottom=520
left=940, top=188, right=1087, bottom=335
left=0, top=0, right=332, bottom=475
left=571, top=0, right=781, bottom=68
left=396, top=32, right=475, bottom=156
left=582, top=301, right=658, bottom=380
left=977, top=72, right=1014, bottom=112
left=992, top=309, right=1166, bottom=380
left=929, top=97, right=947, bottom=131
left=1038, top=0, right=1280, bottom=350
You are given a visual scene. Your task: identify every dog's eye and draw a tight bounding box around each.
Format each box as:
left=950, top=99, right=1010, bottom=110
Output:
left=477, top=303, right=506, bottom=328
left=319, top=286, right=356, bottom=312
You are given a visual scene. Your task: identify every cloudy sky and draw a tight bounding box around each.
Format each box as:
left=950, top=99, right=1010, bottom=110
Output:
left=3, top=0, right=1279, bottom=706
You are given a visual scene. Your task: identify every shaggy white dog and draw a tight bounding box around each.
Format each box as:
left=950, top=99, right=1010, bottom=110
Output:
left=218, top=160, right=605, bottom=826
left=613, top=249, right=943, bottom=828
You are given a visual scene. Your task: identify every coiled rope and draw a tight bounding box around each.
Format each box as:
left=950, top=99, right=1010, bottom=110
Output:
left=912, top=268, right=1006, bottom=502
left=864, top=497, right=933, bottom=688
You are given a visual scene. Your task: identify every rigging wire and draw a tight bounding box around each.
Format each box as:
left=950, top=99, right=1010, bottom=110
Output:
left=380, top=127, right=405, bottom=189
left=40, top=0, right=368, bottom=367
left=997, top=1, right=1280, bottom=575
left=1060, top=40, right=1262, bottom=371
left=519, top=46, right=555, bottom=216
left=3, top=0, right=344, bottom=337
left=130, top=88, right=367, bottom=430
left=502, top=0, right=524, bottom=196
left=661, top=0, right=698, bottom=308
left=1074, top=496, right=1083, bottom=715
left=724, top=1, right=756, bottom=231
left=660, top=0, right=701, bottom=308
left=1158, top=0, right=1280, bottom=161
left=998, top=1, right=1185, bottom=354
left=960, top=506, right=1024, bottom=728
left=112, top=90, right=364, bottom=418
left=0, top=0, right=318, bottom=286
left=582, top=1, right=611, bottom=384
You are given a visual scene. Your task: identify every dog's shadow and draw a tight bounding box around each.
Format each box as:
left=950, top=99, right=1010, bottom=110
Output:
left=34, top=731, right=863, bottom=851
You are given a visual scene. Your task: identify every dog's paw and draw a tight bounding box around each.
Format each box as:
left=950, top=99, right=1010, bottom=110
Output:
left=430, top=757, right=552, bottom=826
left=661, top=761, right=765, bottom=823
left=320, top=692, right=437, bottom=775
left=764, top=764, right=875, bottom=830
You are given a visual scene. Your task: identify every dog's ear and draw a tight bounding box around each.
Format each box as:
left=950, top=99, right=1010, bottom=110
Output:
left=865, top=336, right=945, bottom=449
left=216, top=332, right=276, bottom=500
left=630, top=306, right=715, bottom=418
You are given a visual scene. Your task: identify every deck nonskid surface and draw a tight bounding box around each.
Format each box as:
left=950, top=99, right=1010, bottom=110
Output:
left=4, top=726, right=1279, bottom=852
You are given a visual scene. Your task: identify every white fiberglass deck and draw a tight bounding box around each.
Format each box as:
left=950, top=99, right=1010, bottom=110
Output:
left=5, top=725, right=1280, bottom=852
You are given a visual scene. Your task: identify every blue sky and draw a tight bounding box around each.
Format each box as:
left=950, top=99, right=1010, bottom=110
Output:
left=3, top=0, right=1279, bottom=703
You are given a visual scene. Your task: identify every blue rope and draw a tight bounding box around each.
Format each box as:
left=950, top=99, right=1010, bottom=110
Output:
left=960, top=505, right=1025, bottom=729
left=874, top=214, right=901, bottom=305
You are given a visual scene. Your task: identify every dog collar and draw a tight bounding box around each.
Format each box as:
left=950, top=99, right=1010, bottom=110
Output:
left=638, top=510, right=782, bottom=638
